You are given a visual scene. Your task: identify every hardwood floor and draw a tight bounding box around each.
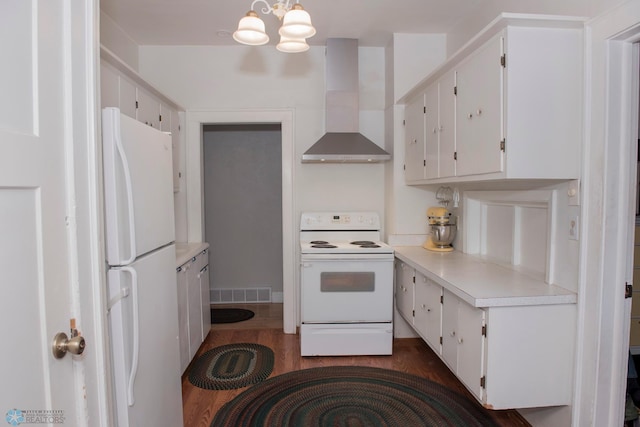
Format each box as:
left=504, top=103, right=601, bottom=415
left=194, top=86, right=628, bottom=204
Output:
left=182, top=303, right=530, bottom=427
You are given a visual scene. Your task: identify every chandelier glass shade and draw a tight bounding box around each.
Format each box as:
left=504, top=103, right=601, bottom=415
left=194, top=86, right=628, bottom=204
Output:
left=276, top=35, right=309, bottom=53
left=232, top=11, right=270, bottom=46
left=233, top=0, right=315, bottom=52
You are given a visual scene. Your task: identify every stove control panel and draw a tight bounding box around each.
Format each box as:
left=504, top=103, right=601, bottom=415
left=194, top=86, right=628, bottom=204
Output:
left=301, top=212, right=380, bottom=230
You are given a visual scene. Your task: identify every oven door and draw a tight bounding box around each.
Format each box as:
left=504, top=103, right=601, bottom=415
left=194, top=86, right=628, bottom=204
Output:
left=300, top=254, right=393, bottom=323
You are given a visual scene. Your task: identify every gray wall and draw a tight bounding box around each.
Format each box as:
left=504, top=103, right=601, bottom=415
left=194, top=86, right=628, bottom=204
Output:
left=203, top=124, right=283, bottom=297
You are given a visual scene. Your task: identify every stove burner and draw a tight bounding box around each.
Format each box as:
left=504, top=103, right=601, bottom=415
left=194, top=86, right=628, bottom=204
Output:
left=311, top=244, right=337, bottom=249
left=350, top=241, right=376, bottom=246
left=310, top=240, right=329, bottom=245
left=359, top=244, right=381, bottom=248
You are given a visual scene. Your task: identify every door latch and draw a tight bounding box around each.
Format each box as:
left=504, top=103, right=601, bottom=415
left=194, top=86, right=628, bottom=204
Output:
left=626, top=282, right=633, bottom=299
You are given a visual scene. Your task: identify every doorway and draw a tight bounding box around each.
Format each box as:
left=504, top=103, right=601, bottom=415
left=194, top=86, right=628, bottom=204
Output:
left=184, top=110, right=296, bottom=333
left=580, top=8, right=640, bottom=424
left=202, top=124, right=283, bottom=305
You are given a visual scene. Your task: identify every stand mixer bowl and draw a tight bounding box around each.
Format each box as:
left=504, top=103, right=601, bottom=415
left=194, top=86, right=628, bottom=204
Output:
left=430, top=223, right=456, bottom=247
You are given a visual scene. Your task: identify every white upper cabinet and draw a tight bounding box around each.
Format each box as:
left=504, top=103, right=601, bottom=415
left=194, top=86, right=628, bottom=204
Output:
left=401, top=14, right=584, bottom=184
left=100, top=46, right=184, bottom=192
left=136, top=87, right=161, bottom=129
left=404, top=94, right=426, bottom=182
left=404, top=70, right=456, bottom=182
left=118, top=74, right=137, bottom=119
left=424, top=83, right=439, bottom=179
left=438, top=71, right=456, bottom=178
left=455, top=33, right=503, bottom=177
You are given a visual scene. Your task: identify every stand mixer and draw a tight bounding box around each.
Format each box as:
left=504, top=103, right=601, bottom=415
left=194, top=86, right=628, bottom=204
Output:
left=423, top=187, right=457, bottom=252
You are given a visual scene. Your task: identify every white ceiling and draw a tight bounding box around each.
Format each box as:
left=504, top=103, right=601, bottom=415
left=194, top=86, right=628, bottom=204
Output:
left=100, top=0, right=484, bottom=48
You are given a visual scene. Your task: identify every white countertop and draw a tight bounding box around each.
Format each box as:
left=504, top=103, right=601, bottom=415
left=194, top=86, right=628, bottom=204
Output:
left=175, top=242, right=209, bottom=267
left=393, top=246, right=576, bottom=308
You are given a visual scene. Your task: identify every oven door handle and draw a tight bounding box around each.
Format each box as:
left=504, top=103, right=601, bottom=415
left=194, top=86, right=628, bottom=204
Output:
left=300, top=254, right=394, bottom=261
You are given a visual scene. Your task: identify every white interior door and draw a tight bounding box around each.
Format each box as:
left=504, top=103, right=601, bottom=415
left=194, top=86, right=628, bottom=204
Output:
left=0, top=1, right=99, bottom=425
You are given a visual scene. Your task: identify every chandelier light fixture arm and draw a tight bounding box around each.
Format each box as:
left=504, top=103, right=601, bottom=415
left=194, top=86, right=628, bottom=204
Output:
left=232, top=0, right=315, bottom=53
left=250, top=0, right=291, bottom=19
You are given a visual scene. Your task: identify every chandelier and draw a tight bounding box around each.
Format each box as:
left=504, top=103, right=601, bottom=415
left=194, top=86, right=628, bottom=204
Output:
left=233, top=0, right=316, bottom=53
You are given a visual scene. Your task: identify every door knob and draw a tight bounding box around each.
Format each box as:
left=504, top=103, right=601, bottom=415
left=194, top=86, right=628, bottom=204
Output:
left=52, top=332, right=86, bottom=359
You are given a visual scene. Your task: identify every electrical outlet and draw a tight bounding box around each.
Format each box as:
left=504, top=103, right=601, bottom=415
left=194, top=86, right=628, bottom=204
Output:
left=569, top=215, right=579, bottom=240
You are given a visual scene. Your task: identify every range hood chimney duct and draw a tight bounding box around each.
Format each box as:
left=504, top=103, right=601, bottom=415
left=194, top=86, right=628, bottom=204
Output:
left=302, top=38, right=391, bottom=163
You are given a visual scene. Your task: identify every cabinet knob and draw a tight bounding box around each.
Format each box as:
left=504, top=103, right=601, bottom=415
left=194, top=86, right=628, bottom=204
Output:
left=421, top=304, right=426, bottom=309
left=467, top=113, right=473, bottom=119
left=476, top=108, right=482, bottom=116
left=458, top=338, right=464, bottom=344
left=450, top=331, right=456, bottom=337
left=432, top=128, right=437, bottom=134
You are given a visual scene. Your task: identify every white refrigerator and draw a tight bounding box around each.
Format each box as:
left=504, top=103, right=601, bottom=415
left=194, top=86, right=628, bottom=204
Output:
left=102, top=107, right=183, bottom=427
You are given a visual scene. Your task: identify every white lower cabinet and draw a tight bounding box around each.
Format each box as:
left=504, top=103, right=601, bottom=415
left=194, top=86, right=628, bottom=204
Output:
left=413, top=272, right=442, bottom=352
left=176, top=263, right=190, bottom=373
left=198, top=261, right=211, bottom=341
left=176, top=248, right=210, bottom=372
left=443, top=289, right=485, bottom=400
left=395, top=261, right=414, bottom=325
left=395, top=257, right=575, bottom=409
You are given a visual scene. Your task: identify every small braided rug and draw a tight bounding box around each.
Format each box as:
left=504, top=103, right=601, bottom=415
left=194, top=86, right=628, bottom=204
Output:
left=188, top=343, right=274, bottom=390
left=211, top=308, right=255, bottom=324
left=211, top=365, right=499, bottom=426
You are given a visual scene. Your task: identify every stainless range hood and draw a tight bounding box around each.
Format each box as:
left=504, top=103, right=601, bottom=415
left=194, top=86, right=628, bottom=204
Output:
left=302, top=38, right=391, bottom=163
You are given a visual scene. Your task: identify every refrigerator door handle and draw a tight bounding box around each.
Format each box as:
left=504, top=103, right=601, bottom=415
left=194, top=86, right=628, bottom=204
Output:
left=113, top=114, right=138, bottom=264
left=119, top=266, right=140, bottom=407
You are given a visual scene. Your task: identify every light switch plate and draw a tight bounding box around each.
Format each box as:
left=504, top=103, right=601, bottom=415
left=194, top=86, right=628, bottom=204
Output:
left=569, top=215, right=579, bottom=240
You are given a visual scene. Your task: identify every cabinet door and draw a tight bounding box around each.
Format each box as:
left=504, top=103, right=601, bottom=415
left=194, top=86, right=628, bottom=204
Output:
left=100, top=62, right=120, bottom=109
left=455, top=32, right=504, bottom=177
left=118, top=74, right=137, bottom=119
left=187, top=257, right=203, bottom=358
left=413, top=273, right=442, bottom=351
left=171, top=110, right=181, bottom=192
left=456, top=303, right=485, bottom=400
left=424, top=84, right=439, bottom=179
left=439, top=71, right=456, bottom=178
left=159, top=101, right=173, bottom=133
left=198, top=251, right=211, bottom=340
left=176, top=263, right=190, bottom=372
left=395, top=261, right=414, bottom=324
left=404, top=94, right=425, bottom=182
left=136, top=87, right=161, bottom=129
left=441, top=289, right=458, bottom=371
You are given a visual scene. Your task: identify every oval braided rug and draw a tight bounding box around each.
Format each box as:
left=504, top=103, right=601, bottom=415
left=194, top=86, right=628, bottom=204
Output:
left=211, top=365, right=499, bottom=426
left=188, top=343, right=274, bottom=390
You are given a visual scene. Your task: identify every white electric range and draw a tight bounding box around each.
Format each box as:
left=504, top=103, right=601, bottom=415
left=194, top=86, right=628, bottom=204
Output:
left=299, top=212, right=394, bottom=356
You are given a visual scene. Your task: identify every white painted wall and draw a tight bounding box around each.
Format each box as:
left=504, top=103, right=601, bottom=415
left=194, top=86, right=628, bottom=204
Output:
left=99, top=11, right=139, bottom=71
left=445, top=0, right=591, bottom=56
left=138, top=45, right=388, bottom=226
left=392, top=33, right=447, bottom=102
left=384, top=34, right=446, bottom=249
